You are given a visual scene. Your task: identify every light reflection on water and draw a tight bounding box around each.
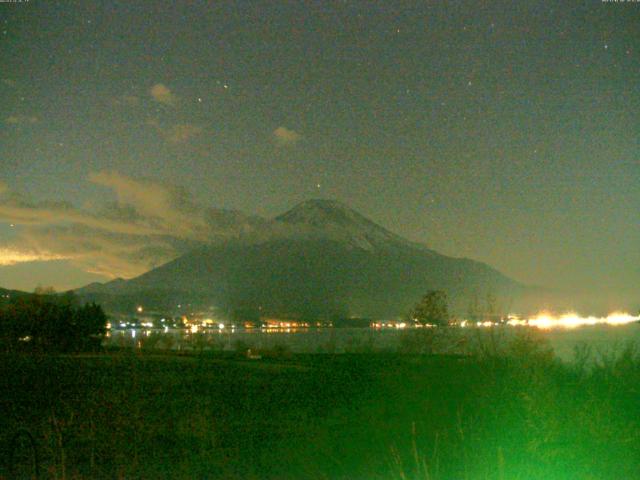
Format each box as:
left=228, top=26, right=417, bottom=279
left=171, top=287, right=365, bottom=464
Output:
left=105, top=323, right=640, bottom=362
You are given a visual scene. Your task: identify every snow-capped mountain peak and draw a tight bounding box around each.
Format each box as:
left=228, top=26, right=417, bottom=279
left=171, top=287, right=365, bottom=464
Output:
left=274, top=199, right=407, bottom=251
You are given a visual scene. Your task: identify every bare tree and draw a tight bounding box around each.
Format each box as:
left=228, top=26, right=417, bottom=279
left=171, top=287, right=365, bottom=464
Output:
left=411, top=290, right=450, bottom=326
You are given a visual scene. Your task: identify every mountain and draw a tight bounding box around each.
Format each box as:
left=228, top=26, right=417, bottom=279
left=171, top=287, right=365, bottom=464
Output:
left=0, top=288, right=29, bottom=298
left=76, top=278, right=128, bottom=295
left=0, top=287, right=30, bottom=302
left=77, top=199, right=524, bottom=318
left=274, top=199, right=412, bottom=249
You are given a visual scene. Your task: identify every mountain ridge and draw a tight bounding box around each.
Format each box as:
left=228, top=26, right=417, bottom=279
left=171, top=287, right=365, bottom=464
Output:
left=76, top=199, right=524, bottom=317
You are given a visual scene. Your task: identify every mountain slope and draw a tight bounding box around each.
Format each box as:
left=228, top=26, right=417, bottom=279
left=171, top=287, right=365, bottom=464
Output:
left=78, top=199, right=523, bottom=318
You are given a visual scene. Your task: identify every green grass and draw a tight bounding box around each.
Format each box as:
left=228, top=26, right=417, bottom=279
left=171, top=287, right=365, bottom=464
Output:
left=1, top=333, right=639, bottom=479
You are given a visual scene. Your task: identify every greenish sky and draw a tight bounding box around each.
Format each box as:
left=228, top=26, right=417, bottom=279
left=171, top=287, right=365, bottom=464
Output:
left=0, top=1, right=638, bottom=302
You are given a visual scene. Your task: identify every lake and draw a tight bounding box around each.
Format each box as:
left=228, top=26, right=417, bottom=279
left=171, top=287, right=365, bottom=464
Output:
left=105, top=323, right=640, bottom=362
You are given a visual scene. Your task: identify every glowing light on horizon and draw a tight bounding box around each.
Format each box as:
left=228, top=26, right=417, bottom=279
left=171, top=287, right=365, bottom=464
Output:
left=521, top=311, right=640, bottom=330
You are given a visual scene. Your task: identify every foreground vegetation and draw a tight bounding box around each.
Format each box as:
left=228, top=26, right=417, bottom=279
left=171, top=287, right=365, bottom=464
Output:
left=0, top=291, right=107, bottom=354
left=1, top=332, right=640, bottom=479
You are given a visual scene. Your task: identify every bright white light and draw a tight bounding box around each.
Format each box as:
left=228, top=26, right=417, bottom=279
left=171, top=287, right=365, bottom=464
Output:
left=606, top=312, right=639, bottom=325
left=525, top=311, right=639, bottom=330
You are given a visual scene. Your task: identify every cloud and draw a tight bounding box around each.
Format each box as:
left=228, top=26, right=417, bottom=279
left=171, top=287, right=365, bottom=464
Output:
left=5, top=115, right=39, bottom=125
left=0, top=247, right=68, bottom=266
left=88, top=171, right=207, bottom=237
left=145, top=119, right=202, bottom=145
left=112, top=95, right=141, bottom=107
left=150, top=83, right=177, bottom=106
left=273, top=126, right=302, bottom=146
left=0, top=172, right=264, bottom=279
left=165, top=124, right=203, bottom=144
left=145, top=117, right=161, bottom=128
left=3, top=225, right=188, bottom=278
left=0, top=201, right=163, bottom=236
left=0, top=191, right=189, bottom=273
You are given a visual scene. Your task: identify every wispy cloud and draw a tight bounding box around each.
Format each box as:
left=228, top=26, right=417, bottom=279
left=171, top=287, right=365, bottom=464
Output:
left=0, top=200, right=163, bottom=236
left=88, top=171, right=208, bottom=237
left=0, top=173, right=261, bottom=278
left=0, top=248, right=67, bottom=266
left=146, top=119, right=202, bottom=145
left=1, top=225, right=187, bottom=278
left=150, top=83, right=177, bottom=106
left=273, top=126, right=302, bottom=146
left=5, top=115, right=39, bottom=125
left=112, top=95, right=141, bottom=107
left=165, top=124, right=203, bottom=144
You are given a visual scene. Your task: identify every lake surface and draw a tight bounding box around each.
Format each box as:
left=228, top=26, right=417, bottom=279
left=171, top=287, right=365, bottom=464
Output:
left=106, top=323, right=640, bottom=362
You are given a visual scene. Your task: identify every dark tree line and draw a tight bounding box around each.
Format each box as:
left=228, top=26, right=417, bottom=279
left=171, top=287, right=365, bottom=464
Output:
left=411, top=290, right=450, bottom=326
left=0, top=291, right=107, bottom=353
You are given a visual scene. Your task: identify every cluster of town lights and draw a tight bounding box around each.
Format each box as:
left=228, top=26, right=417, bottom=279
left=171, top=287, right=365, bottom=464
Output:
left=460, top=312, right=640, bottom=330
left=112, top=307, right=639, bottom=333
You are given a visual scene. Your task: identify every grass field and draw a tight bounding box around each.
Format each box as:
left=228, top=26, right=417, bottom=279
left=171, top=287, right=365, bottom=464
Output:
left=1, top=331, right=640, bottom=479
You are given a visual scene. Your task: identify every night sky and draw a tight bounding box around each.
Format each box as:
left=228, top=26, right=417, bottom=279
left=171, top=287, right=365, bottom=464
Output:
left=0, top=1, right=638, bottom=305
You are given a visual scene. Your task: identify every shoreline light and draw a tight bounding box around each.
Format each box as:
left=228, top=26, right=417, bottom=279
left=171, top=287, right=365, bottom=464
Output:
left=520, top=311, right=639, bottom=330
